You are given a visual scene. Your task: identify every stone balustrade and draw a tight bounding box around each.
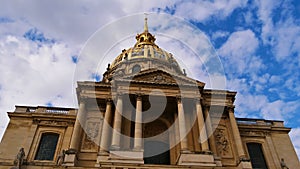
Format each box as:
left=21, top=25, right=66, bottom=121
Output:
left=236, top=118, right=283, bottom=127
left=14, top=105, right=76, bottom=115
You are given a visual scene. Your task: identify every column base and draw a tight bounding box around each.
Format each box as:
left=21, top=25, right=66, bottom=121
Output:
left=178, top=152, right=217, bottom=167
left=109, top=150, right=144, bottom=164
left=95, top=151, right=110, bottom=167
left=63, top=149, right=77, bottom=167
left=110, top=145, right=120, bottom=150
left=63, top=154, right=77, bottom=167
left=214, top=155, right=222, bottom=167
left=237, top=158, right=252, bottom=169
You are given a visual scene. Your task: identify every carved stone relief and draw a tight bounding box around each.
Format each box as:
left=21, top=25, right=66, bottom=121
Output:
left=134, top=73, right=177, bottom=84
left=81, top=121, right=100, bottom=150
left=215, top=129, right=229, bottom=156
left=214, top=127, right=233, bottom=158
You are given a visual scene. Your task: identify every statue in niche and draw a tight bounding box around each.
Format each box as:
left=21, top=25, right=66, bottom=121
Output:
left=56, top=149, right=65, bottom=166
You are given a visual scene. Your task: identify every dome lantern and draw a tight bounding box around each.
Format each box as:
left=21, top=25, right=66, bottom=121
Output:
left=134, top=15, right=156, bottom=47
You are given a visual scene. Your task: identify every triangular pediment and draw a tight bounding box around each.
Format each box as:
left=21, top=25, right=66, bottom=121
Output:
left=119, top=69, right=205, bottom=87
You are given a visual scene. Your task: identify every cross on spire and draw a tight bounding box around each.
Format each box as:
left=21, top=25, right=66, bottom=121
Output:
left=144, top=13, right=149, bottom=32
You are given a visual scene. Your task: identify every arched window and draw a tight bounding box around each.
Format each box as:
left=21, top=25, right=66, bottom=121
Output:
left=132, top=65, right=141, bottom=74
left=35, top=133, right=59, bottom=160
left=246, top=143, right=268, bottom=169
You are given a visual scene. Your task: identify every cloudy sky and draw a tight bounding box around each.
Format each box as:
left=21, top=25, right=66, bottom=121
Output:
left=0, top=0, right=299, bottom=159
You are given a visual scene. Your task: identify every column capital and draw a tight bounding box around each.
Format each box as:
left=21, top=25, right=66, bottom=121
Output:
left=226, top=106, right=235, bottom=113
left=203, top=104, right=210, bottom=110
left=99, top=106, right=106, bottom=113
left=105, top=98, right=112, bottom=103
left=176, top=95, right=182, bottom=103
left=78, top=99, right=86, bottom=105
left=135, top=93, right=143, bottom=101
left=116, top=92, right=125, bottom=97
left=192, top=97, right=203, bottom=103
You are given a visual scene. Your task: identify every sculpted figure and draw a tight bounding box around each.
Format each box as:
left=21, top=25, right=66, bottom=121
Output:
left=280, top=158, right=289, bottom=169
left=16, top=148, right=25, bottom=169
left=56, top=149, right=65, bottom=166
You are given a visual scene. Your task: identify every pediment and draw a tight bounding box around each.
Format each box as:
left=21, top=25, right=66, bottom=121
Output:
left=133, top=71, right=177, bottom=84
left=121, top=69, right=205, bottom=87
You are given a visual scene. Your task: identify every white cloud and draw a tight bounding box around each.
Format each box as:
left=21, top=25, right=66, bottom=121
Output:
left=218, top=29, right=260, bottom=75
left=255, top=0, right=300, bottom=68
left=174, top=0, right=248, bottom=22
left=261, top=100, right=298, bottom=121
left=227, top=77, right=299, bottom=122
left=254, top=0, right=280, bottom=45
left=269, top=75, right=281, bottom=84
left=0, top=1, right=128, bottom=46
left=273, top=21, right=300, bottom=61
left=211, top=31, right=230, bottom=40
left=0, top=34, right=78, bottom=139
left=289, top=128, right=300, bottom=160
left=243, top=10, right=254, bottom=25
left=219, top=30, right=258, bottom=58
left=118, top=0, right=176, bottom=13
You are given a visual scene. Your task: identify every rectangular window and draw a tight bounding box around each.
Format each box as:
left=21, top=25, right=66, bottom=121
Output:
left=35, top=133, right=59, bottom=160
left=247, top=143, right=268, bottom=169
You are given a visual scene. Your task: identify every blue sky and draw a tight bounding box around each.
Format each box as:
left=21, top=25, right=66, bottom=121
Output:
left=0, top=0, right=299, bottom=159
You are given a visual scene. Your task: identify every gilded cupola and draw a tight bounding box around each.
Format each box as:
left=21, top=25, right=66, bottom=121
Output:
left=103, top=16, right=184, bottom=82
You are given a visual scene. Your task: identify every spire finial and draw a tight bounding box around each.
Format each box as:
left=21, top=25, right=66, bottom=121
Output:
left=144, top=13, right=148, bottom=32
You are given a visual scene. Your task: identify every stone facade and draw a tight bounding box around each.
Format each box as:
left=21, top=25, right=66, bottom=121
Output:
left=0, top=18, right=299, bottom=169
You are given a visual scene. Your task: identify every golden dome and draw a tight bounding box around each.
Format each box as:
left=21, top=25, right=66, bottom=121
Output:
left=105, top=16, right=184, bottom=81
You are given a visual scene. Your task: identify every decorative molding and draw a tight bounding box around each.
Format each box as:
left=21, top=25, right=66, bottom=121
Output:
left=240, top=130, right=269, bottom=137
left=33, top=119, right=73, bottom=127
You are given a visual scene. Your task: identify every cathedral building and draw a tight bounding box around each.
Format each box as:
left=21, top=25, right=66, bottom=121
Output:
left=0, top=18, right=299, bottom=169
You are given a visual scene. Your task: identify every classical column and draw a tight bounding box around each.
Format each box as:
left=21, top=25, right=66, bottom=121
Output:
left=70, top=101, right=86, bottom=150
left=177, top=97, right=188, bottom=151
left=228, top=107, right=246, bottom=159
left=133, top=94, right=143, bottom=150
left=111, top=94, right=123, bottom=149
left=174, top=113, right=181, bottom=156
left=203, top=105, right=217, bottom=154
left=195, top=98, right=209, bottom=152
left=99, top=99, right=112, bottom=152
